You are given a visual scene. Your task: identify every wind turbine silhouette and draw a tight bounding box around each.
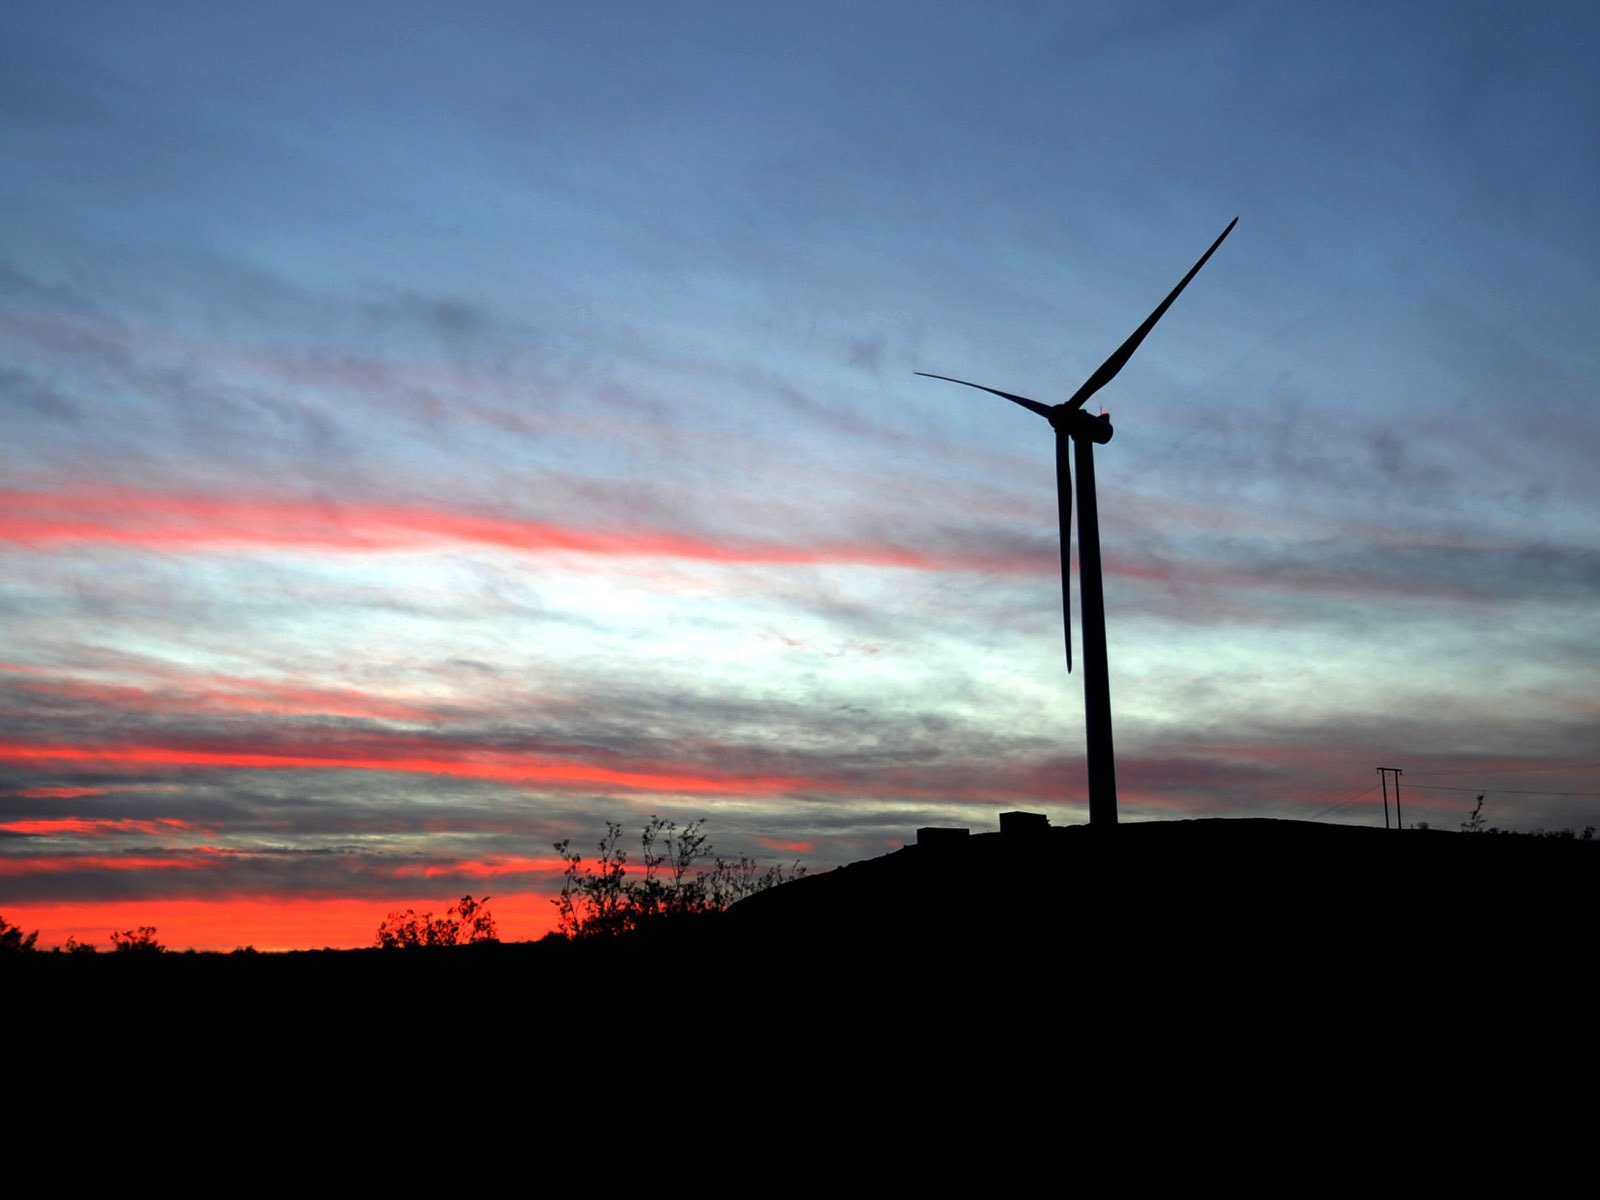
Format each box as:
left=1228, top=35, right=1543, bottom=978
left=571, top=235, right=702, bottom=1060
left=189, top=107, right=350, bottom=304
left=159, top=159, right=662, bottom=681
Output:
left=918, top=218, right=1236, bottom=827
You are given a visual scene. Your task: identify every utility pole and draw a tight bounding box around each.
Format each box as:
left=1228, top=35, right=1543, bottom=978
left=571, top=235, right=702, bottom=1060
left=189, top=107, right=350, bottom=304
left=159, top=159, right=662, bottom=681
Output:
left=1377, top=766, right=1403, bottom=830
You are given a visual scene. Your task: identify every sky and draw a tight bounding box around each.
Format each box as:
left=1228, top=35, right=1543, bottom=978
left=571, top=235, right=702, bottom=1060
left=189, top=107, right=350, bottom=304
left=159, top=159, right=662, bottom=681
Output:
left=3, top=1, right=1597, bottom=950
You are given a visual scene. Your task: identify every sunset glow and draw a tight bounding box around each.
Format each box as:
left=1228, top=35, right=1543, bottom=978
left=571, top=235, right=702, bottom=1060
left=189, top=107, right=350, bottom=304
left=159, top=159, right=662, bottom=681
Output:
left=5, top=892, right=564, bottom=952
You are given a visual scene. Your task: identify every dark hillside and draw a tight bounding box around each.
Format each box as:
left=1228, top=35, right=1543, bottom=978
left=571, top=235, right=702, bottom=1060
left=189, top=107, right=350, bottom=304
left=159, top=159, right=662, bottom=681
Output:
left=726, top=818, right=1596, bottom=951
left=14, top=819, right=1592, bottom=1075
left=708, top=818, right=1595, bottom=1035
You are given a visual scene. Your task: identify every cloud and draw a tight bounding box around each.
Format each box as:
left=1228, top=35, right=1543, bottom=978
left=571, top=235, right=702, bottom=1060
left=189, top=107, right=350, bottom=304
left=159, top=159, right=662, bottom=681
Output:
left=0, top=485, right=1053, bottom=574
left=0, top=816, right=191, bottom=838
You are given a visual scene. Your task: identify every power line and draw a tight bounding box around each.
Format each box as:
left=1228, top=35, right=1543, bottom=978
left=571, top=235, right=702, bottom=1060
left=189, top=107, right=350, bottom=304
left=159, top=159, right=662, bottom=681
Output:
left=1269, top=777, right=1366, bottom=820
left=1301, top=781, right=1380, bottom=823
left=1405, top=783, right=1600, bottom=799
left=1404, top=763, right=1600, bottom=778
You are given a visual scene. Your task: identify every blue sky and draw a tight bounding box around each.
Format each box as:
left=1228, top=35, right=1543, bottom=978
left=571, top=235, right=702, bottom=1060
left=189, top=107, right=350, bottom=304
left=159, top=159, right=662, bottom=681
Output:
left=3, top=1, right=1596, bottom=947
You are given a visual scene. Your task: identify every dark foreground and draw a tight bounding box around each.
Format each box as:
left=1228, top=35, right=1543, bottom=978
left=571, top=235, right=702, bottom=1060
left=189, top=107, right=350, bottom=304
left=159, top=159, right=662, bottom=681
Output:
left=15, top=819, right=1594, bottom=1120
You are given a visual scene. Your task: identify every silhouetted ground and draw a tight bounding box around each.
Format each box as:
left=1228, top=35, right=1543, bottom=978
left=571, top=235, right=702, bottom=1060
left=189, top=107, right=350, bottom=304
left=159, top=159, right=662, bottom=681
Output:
left=15, top=819, right=1593, bottom=1115
left=716, top=818, right=1595, bottom=1044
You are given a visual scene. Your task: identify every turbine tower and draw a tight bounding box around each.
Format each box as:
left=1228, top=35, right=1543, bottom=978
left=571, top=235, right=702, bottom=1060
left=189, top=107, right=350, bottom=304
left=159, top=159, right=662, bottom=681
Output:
left=919, top=218, right=1236, bottom=827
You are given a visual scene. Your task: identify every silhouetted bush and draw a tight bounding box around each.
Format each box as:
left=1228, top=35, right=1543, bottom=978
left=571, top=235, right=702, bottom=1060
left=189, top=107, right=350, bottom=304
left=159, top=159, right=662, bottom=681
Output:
left=1478, top=824, right=1595, bottom=841
left=376, top=894, right=497, bottom=948
left=1524, top=825, right=1596, bottom=841
left=109, top=927, right=163, bottom=954
left=58, top=936, right=97, bottom=955
left=1, top=916, right=39, bottom=955
left=553, top=816, right=803, bottom=939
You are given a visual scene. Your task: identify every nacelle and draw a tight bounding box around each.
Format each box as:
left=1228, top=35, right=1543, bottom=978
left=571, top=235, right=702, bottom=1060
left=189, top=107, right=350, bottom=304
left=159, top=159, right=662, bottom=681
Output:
left=1053, top=406, right=1114, bottom=444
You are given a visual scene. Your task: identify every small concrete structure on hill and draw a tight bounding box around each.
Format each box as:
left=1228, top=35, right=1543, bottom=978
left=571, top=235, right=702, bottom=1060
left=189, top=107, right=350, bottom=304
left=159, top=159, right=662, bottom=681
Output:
left=1000, top=810, right=1050, bottom=838
left=917, top=811, right=1049, bottom=847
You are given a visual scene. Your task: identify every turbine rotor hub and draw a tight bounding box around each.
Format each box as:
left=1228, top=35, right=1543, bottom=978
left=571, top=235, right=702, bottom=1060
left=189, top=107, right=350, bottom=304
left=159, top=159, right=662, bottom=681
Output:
left=1050, top=405, right=1114, bottom=444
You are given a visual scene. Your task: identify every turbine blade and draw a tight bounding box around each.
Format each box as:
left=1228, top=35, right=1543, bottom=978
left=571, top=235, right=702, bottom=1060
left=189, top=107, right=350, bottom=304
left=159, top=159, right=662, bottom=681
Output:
left=915, top=372, right=1055, bottom=420
left=1064, top=216, right=1238, bottom=412
left=1056, top=426, right=1073, bottom=673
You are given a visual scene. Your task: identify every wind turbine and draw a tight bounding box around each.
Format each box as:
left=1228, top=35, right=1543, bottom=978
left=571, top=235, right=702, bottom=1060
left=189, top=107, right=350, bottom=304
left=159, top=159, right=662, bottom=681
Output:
left=918, top=218, right=1236, bottom=827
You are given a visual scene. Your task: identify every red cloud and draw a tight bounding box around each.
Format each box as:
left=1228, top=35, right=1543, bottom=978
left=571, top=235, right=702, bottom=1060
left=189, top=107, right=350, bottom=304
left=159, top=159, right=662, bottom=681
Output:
left=0, top=730, right=1103, bottom=808
left=0, top=487, right=1033, bottom=572
left=0, top=734, right=822, bottom=797
left=758, top=837, right=816, bottom=855
left=420, top=854, right=568, bottom=879
left=0, top=852, right=211, bottom=876
left=0, top=816, right=191, bottom=837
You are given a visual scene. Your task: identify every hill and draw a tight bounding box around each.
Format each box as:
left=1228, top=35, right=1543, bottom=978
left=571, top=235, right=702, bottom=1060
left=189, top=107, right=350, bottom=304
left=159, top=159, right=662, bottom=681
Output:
left=710, top=817, right=1594, bottom=1015
left=13, top=818, right=1593, bottom=1066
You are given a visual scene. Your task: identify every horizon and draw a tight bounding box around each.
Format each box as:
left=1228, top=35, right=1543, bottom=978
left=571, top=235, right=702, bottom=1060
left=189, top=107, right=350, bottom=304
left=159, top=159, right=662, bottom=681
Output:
left=4, top=3, right=1597, bottom=951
